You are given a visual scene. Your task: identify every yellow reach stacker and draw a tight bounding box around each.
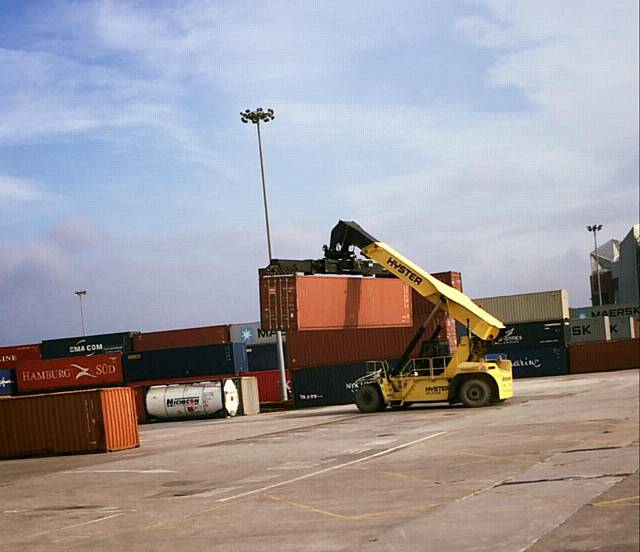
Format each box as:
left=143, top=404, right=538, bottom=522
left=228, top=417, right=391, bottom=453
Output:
left=261, top=220, right=513, bottom=412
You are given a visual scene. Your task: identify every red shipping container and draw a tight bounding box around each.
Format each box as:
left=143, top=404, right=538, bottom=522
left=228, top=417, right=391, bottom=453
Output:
left=0, top=387, right=139, bottom=459
left=287, top=311, right=454, bottom=369
left=249, top=369, right=291, bottom=403
left=132, top=325, right=230, bottom=352
left=0, top=343, right=41, bottom=367
left=128, top=385, right=148, bottom=424
left=568, top=338, right=640, bottom=374
left=16, top=353, right=124, bottom=393
left=260, top=275, right=412, bottom=332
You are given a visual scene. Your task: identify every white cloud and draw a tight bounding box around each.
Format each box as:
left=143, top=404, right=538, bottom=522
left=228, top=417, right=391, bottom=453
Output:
left=0, top=175, right=48, bottom=203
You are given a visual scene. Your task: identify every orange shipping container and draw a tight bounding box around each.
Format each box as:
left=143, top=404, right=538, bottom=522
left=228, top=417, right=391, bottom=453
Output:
left=568, top=338, right=640, bottom=374
left=260, top=275, right=412, bottom=332
left=132, top=325, right=230, bottom=352
left=0, top=387, right=139, bottom=459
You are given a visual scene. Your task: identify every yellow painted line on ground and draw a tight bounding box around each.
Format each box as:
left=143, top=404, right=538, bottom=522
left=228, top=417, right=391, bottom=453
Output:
left=216, top=431, right=446, bottom=503
left=263, top=493, right=443, bottom=521
left=591, top=495, right=640, bottom=507
left=26, top=513, right=123, bottom=540
left=456, top=451, right=536, bottom=465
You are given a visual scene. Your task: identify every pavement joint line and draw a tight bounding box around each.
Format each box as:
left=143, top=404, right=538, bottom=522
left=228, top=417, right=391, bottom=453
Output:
left=456, top=451, right=537, bottom=465
left=216, top=431, right=447, bottom=503
left=25, top=513, right=124, bottom=540
left=498, top=473, right=632, bottom=486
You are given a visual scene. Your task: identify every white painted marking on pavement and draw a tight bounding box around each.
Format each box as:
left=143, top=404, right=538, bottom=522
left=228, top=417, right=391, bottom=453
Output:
left=62, top=469, right=177, bottom=474
left=218, top=431, right=446, bottom=503
left=26, top=513, right=123, bottom=539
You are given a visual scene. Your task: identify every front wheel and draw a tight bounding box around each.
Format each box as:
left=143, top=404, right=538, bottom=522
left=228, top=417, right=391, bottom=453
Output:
left=355, top=384, right=385, bottom=413
left=459, top=378, right=492, bottom=408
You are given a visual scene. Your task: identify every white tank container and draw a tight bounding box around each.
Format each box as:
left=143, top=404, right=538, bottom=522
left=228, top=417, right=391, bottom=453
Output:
left=145, top=380, right=239, bottom=420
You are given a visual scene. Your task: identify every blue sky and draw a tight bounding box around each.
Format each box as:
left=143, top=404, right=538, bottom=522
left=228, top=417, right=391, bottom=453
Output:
left=1, top=0, right=638, bottom=345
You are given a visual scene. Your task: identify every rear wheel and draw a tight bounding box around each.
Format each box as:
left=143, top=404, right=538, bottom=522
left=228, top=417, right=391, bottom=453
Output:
left=355, top=384, right=385, bottom=413
left=459, top=378, right=491, bottom=408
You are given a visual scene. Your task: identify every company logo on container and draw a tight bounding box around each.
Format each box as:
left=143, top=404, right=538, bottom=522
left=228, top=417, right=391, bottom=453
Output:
left=69, top=339, right=104, bottom=356
left=497, top=328, right=523, bottom=345
left=21, top=360, right=118, bottom=382
left=0, top=354, right=17, bottom=363
left=512, top=357, right=542, bottom=369
left=240, top=327, right=254, bottom=343
left=0, top=376, right=14, bottom=388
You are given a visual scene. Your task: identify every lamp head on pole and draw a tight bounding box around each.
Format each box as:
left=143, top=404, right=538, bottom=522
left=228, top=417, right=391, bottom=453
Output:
left=587, top=224, right=603, bottom=233
left=240, top=108, right=275, bottom=124
left=74, top=290, right=87, bottom=298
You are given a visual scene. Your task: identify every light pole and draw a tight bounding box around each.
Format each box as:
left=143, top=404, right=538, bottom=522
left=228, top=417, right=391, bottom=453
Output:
left=587, top=225, right=603, bottom=306
left=241, top=107, right=288, bottom=401
left=74, top=290, right=87, bottom=336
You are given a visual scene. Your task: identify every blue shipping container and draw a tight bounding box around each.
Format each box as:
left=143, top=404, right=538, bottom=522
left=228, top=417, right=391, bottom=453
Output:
left=489, top=346, right=568, bottom=378
left=0, top=369, right=15, bottom=396
left=123, top=343, right=247, bottom=383
left=246, top=343, right=288, bottom=372
left=291, top=361, right=400, bottom=408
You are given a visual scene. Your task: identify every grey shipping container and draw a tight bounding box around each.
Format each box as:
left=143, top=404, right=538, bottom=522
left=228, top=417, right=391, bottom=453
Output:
left=123, top=343, right=247, bottom=383
left=291, top=362, right=399, bottom=408
left=230, top=322, right=285, bottom=345
left=488, top=346, right=568, bottom=378
left=0, top=369, right=15, bottom=396
left=609, top=317, right=637, bottom=340
left=567, top=317, right=611, bottom=344
left=570, top=303, right=640, bottom=321
left=42, top=332, right=134, bottom=359
left=474, top=290, right=570, bottom=324
left=246, top=343, right=287, bottom=372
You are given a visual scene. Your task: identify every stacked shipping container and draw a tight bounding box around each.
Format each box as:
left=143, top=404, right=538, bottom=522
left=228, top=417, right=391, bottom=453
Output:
left=290, top=271, right=462, bottom=407
left=475, top=290, right=570, bottom=378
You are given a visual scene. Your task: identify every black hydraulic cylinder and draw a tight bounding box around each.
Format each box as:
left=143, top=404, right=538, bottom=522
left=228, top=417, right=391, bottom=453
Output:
left=391, top=299, right=444, bottom=376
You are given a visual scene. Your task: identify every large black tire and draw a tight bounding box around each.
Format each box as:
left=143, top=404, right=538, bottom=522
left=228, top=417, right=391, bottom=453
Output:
left=355, top=384, right=385, bottom=413
left=459, top=378, right=492, bottom=408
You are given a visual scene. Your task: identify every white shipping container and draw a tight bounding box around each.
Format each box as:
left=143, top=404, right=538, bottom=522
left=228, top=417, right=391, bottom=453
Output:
left=230, top=322, right=285, bottom=346
left=474, top=290, right=570, bottom=324
left=235, top=376, right=260, bottom=415
left=567, top=316, right=611, bottom=344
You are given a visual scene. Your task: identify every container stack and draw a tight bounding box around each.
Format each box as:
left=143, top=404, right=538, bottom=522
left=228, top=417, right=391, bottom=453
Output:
left=475, top=290, right=571, bottom=378
left=230, top=322, right=291, bottom=404
left=288, top=272, right=462, bottom=407
left=567, top=302, right=639, bottom=373
left=0, top=343, right=41, bottom=398
left=124, top=325, right=244, bottom=423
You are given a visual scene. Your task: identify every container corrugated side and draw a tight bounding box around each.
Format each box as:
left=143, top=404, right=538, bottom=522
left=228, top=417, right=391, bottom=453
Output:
left=474, top=290, right=570, bottom=324
left=412, top=271, right=463, bottom=314
left=287, top=311, right=455, bottom=369
left=123, top=343, right=247, bottom=382
left=246, top=343, right=288, bottom=372
left=132, top=325, right=230, bottom=352
left=568, top=339, right=640, bottom=373
left=0, top=343, right=41, bottom=367
left=249, top=369, right=291, bottom=403
left=489, top=320, right=567, bottom=351
left=0, top=388, right=138, bottom=459
left=99, top=387, right=140, bottom=451
left=260, top=275, right=413, bottom=331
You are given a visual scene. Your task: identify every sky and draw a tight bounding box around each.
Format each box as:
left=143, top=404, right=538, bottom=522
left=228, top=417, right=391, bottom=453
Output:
left=0, top=0, right=638, bottom=346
